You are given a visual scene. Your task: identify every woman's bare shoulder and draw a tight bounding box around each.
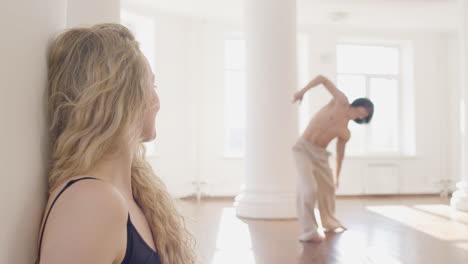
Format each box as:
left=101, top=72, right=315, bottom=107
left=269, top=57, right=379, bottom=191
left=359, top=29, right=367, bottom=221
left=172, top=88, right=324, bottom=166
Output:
left=40, top=177, right=128, bottom=263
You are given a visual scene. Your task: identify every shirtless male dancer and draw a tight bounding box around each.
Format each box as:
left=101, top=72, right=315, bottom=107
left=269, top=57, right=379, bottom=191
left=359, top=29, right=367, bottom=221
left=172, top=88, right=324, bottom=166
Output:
left=292, top=75, right=374, bottom=242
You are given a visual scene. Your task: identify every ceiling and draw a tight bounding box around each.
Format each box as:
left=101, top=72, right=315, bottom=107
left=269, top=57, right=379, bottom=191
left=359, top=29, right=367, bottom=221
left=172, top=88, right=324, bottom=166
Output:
left=122, top=0, right=461, bottom=31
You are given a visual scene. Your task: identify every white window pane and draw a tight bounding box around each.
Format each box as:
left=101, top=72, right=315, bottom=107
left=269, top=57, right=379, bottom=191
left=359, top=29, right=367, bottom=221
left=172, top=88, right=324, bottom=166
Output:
left=368, top=78, right=399, bottom=153
left=337, top=45, right=399, bottom=75
left=225, top=71, right=246, bottom=127
left=225, top=127, right=245, bottom=156
left=224, top=38, right=246, bottom=156
left=337, top=74, right=366, bottom=102
left=337, top=74, right=367, bottom=155
left=224, top=70, right=246, bottom=156
left=347, top=121, right=367, bottom=156
left=225, top=40, right=245, bottom=70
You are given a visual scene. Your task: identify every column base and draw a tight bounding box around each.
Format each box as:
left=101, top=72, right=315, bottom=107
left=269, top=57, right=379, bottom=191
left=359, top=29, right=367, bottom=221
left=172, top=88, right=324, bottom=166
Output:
left=451, top=181, right=468, bottom=211
left=234, top=188, right=297, bottom=219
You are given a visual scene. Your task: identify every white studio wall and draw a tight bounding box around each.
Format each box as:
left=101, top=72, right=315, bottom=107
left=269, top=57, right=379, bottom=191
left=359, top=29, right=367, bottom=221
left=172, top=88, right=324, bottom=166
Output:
left=0, top=0, right=122, bottom=262
left=0, top=1, right=461, bottom=262
left=446, top=33, right=462, bottom=196
left=451, top=0, right=468, bottom=211
left=301, top=28, right=457, bottom=195
left=121, top=6, right=459, bottom=198
left=0, top=1, right=67, bottom=263
left=67, top=0, right=120, bottom=27
left=121, top=6, right=249, bottom=198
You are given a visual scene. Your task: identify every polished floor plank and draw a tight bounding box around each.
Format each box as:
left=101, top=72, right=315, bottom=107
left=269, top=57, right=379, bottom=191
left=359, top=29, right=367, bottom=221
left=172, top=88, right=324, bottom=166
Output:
left=178, top=196, right=468, bottom=264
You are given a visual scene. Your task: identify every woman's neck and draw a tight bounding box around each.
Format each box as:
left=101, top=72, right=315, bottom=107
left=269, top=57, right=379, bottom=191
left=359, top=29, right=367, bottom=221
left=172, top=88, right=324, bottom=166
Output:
left=88, top=143, right=134, bottom=200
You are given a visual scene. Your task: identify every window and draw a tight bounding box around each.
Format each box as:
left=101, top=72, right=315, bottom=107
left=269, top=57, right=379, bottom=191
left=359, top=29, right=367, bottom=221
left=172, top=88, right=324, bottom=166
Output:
left=224, top=39, right=246, bottom=157
left=337, top=44, right=400, bottom=155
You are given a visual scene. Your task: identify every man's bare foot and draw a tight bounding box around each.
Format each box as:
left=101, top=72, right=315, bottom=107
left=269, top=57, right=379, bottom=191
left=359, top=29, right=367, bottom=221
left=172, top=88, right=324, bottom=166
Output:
left=323, top=226, right=347, bottom=233
left=308, top=236, right=325, bottom=243
left=299, top=233, right=325, bottom=243
left=299, top=236, right=325, bottom=243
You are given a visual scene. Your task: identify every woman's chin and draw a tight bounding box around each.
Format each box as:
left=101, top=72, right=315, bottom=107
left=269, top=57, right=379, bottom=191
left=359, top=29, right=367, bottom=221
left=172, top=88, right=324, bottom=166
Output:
left=142, top=131, right=157, bottom=143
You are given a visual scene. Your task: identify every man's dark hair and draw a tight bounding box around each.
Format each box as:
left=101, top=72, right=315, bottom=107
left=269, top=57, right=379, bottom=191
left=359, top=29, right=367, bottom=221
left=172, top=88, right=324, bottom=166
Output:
left=351, top=98, right=374, bottom=124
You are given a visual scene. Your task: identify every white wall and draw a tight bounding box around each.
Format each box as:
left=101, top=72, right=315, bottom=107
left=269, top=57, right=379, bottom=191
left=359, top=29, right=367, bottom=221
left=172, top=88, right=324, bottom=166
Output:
left=121, top=10, right=205, bottom=197
left=0, top=1, right=66, bottom=263
left=301, top=28, right=457, bottom=195
left=152, top=15, right=245, bottom=197
left=122, top=7, right=246, bottom=197
left=447, top=33, right=462, bottom=192
left=67, top=0, right=120, bottom=27
left=150, top=14, right=200, bottom=197
left=122, top=7, right=460, bottom=197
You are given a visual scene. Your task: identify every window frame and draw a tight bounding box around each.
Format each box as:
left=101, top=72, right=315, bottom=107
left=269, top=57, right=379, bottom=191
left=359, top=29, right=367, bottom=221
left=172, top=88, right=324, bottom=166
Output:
left=336, top=43, right=403, bottom=156
left=223, top=37, right=247, bottom=158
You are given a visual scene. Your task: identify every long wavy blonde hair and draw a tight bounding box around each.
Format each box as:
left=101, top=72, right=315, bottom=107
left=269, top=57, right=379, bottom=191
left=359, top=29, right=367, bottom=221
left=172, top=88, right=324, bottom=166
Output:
left=46, top=23, right=195, bottom=264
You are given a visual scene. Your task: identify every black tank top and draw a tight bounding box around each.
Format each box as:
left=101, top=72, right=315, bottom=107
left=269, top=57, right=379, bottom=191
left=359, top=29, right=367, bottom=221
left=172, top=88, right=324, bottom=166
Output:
left=37, top=177, right=161, bottom=264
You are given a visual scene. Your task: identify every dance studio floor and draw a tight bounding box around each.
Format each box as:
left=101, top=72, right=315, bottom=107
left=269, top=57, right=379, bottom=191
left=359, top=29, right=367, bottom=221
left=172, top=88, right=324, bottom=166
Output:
left=178, top=195, right=468, bottom=264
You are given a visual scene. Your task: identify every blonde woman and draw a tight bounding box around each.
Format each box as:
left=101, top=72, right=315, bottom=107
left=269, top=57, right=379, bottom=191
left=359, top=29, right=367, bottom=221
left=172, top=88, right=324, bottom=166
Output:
left=36, top=24, right=195, bottom=264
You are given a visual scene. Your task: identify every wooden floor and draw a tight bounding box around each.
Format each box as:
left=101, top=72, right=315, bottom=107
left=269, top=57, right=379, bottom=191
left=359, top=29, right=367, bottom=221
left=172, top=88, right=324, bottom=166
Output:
left=178, top=196, right=468, bottom=264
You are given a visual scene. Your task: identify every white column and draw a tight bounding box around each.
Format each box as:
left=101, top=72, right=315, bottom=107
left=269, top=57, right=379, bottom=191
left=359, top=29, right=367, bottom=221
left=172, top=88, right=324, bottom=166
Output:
left=452, top=0, right=468, bottom=211
left=67, top=0, right=120, bottom=27
left=235, top=0, right=298, bottom=219
left=0, top=1, right=66, bottom=263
